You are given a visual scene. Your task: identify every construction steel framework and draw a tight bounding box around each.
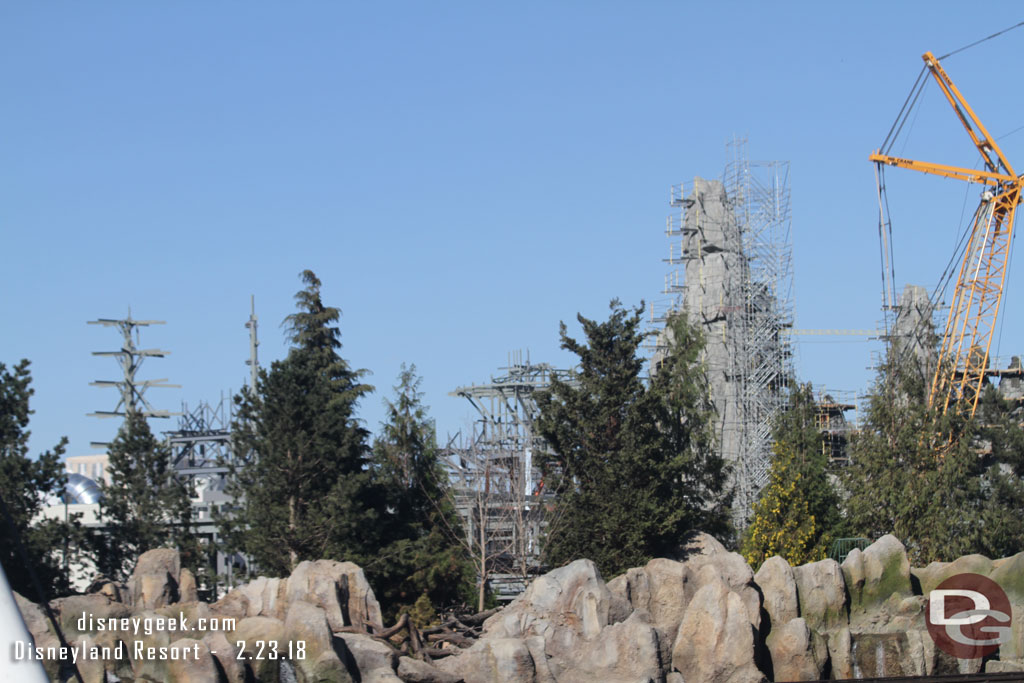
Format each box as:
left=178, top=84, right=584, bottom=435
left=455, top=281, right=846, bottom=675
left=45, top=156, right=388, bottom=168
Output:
left=654, top=139, right=793, bottom=523
left=167, top=398, right=233, bottom=480
left=164, top=396, right=245, bottom=596
left=447, top=351, right=573, bottom=600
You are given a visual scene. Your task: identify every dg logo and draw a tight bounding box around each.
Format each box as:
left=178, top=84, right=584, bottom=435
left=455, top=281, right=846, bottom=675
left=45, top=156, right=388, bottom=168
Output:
left=926, top=573, right=1012, bottom=659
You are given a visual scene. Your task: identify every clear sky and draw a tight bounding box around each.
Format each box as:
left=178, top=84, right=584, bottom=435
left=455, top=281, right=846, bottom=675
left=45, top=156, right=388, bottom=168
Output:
left=4, top=2, right=1024, bottom=459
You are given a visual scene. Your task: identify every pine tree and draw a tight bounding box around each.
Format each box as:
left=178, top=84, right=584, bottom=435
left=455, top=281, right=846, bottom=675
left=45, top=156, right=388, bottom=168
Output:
left=225, top=270, right=377, bottom=577
left=0, top=359, right=79, bottom=597
left=367, top=365, right=473, bottom=620
left=741, top=383, right=841, bottom=570
left=536, top=304, right=730, bottom=577
left=969, top=385, right=1024, bottom=556
left=842, top=351, right=1024, bottom=564
left=98, top=412, right=197, bottom=580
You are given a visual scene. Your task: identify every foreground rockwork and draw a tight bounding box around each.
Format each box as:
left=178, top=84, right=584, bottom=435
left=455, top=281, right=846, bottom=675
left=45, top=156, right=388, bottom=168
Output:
left=432, top=534, right=1024, bottom=682
left=16, top=535, right=1024, bottom=681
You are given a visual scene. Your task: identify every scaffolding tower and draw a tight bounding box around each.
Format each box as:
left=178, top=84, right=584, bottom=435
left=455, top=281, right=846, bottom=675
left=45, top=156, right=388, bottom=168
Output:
left=653, top=139, right=793, bottom=525
left=723, top=139, right=794, bottom=520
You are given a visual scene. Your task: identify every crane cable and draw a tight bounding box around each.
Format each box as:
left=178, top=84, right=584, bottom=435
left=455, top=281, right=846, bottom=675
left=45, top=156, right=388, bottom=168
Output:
left=880, top=67, right=929, bottom=157
left=939, top=20, right=1024, bottom=60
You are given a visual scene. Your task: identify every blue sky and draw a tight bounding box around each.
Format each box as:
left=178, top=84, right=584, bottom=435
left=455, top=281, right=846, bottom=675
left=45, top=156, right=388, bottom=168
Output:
left=4, top=3, right=1024, bottom=458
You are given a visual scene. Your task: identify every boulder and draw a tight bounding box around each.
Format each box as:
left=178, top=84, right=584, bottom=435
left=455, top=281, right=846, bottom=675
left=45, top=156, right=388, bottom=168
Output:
left=604, top=572, right=634, bottom=625
left=128, top=547, right=183, bottom=609
left=284, top=600, right=349, bottom=682
left=754, top=555, right=798, bottom=630
left=178, top=568, right=199, bottom=603
left=990, top=552, right=1024, bottom=605
left=436, top=637, right=537, bottom=683
left=364, top=668, right=404, bottom=682
left=202, top=629, right=247, bottom=683
left=71, top=633, right=107, bottom=683
left=524, top=635, right=557, bottom=683
left=336, top=632, right=398, bottom=675
left=127, top=609, right=176, bottom=681
left=15, top=592, right=63, bottom=681
left=847, top=631, right=974, bottom=678
left=765, top=617, right=828, bottom=681
left=671, top=574, right=765, bottom=683
left=676, top=532, right=761, bottom=630
left=484, top=559, right=610, bottom=649
left=309, top=650, right=356, bottom=683
left=793, top=558, right=848, bottom=632
left=90, top=630, right=134, bottom=682
left=556, top=611, right=662, bottom=682
left=287, top=559, right=384, bottom=633
left=1001, top=606, right=1024, bottom=662
left=212, top=575, right=289, bottom=621
left=911, top=553, right=994, bottom=595
left=842, top=535, right=913, bottom=620
left=397, top=655, right=465, bottom=683
left=606, top=558, right=688, bottom=643
left=14, top=591, right=54, bottom=643
left=85, top=575, right=127, bottom=603
left=828, top=626, right=853, bottom=679
left=49, top=593, right=131, bottom=641
left=156, top=601, right=214, bottom=638
left=229, top=615, right=287, bottom=682
left=166, top=638, right=220, bottom=683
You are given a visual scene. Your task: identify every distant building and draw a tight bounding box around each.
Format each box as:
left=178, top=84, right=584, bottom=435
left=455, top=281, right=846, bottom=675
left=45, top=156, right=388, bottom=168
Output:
left=64, top=453, right=110, bottom=486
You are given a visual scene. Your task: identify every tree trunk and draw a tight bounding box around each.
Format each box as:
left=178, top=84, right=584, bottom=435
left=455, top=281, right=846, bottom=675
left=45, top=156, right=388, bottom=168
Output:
left=478, top=498, right=487, bottom=612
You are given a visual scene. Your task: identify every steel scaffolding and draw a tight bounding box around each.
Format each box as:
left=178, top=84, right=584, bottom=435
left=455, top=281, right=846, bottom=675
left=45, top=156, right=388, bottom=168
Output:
left=447, top=351, right=573, bottom=600
left=723, top=138, right=794, bottom=520
left=653, top=140, right=793, bottom=525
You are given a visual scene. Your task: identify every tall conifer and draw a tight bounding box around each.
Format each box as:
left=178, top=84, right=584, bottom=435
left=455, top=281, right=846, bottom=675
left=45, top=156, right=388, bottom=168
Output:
left=536, top=304, right=729, bottom=577
left=98, top=412, right=197, bottom=579
left=0, top=360, right=78, bottom=597
left=226, top=270, right=376, bottom=576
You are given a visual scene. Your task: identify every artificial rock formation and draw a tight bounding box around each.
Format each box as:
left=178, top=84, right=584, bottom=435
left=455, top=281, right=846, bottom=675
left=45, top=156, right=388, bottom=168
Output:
left=15, top=535, right=1024, bottom=681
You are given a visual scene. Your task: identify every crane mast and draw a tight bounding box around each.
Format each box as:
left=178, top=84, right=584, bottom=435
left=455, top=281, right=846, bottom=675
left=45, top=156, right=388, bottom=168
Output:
left=870, top=51, right=1023, bottom=419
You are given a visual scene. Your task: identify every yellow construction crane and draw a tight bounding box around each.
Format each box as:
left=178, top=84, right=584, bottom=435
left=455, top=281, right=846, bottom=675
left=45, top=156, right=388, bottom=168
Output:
left=870, top=51, right=1023, bottom=419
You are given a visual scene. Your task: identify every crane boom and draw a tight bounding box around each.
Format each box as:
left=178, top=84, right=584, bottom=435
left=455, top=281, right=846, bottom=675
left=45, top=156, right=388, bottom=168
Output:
left=870, top=51, right=1024, bottom=419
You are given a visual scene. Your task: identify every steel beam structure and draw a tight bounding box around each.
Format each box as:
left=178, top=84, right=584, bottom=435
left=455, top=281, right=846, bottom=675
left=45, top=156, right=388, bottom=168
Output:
left=447, top=351, right=573, bottom=600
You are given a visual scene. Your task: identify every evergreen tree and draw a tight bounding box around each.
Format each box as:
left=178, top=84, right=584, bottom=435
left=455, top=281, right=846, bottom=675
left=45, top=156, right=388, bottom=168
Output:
left=98, top=412, right=197, bottom=580
left=368, top=365, right=473, bottom=620
left=971, top=385, right=1024, bottom=556
left=225, top=270, right=376, bottom=576
left=536, top=304, right=730, bottom=578
left=842, top=351, right=1024, bottom=564
left=0, top=359, right=78, bottom=597
left=741, top=383, right=842, bottom=570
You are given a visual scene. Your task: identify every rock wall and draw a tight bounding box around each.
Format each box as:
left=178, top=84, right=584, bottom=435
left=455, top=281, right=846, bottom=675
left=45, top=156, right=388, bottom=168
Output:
left=15, top=536, right=1024, bottom=681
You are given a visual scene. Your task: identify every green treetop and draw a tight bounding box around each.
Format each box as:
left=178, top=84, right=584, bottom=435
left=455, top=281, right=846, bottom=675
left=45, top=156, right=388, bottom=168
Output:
left=368, top=364, right=473, bottom=621
left=226, top=270, right=377, bottom=576
left=741, top=382, right=842, bottom=570
left=535, top=304, right=730, bottom=578
left=98, top=411, right=197, bottom=580
left=843, top=349, right=1024, bottom=564
left=0, top=359, right=79, bottom=597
